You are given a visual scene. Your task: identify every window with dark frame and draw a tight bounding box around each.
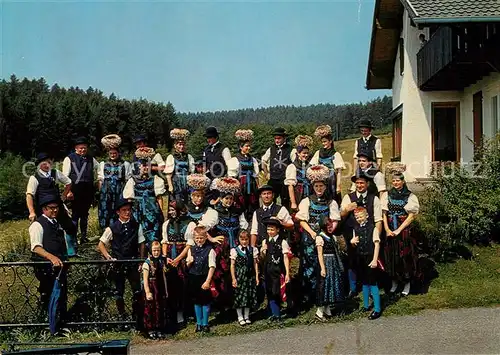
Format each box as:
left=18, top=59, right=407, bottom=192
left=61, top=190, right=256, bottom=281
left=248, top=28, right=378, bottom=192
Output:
left=393, top=114, right=402, bottom=160
left=399, top=38, right=404, bottom=75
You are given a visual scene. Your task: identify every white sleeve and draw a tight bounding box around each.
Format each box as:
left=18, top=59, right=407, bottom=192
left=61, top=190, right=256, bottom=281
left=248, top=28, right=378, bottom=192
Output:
left=185, top=221, right=197, bottom=241
left=277, top=206, right=293, bottom=225
left=281, top=239, right=291, bottom=254
left=373, top=196, right=383, bottom=223
left=99, top=227, right=113, bottom=245
left=229, top=248, right=237, bottom=260
left=284, top=164, right=297, bottom=186
left=290, top=149, right=297, bottom=162
left=252, top=246, right=259, bottom=259
left=161, top=221, right=169, bottom=244
left=341, top=194, right=353, bottom=211
left=250, top=211, right=258, bottom=235
left=124, top=161, right=132, bottom=181
left=154, top=176, right=166, bottom=196
left=374, top=172, right=387, bottom=192
left=62, top=157, right=71, bottom=177
left=329, top=200, right=341, bottom=221
left=349, top=182, right=356, bottom=193
left=315, top=236, right=324, bottom=247
left=93, top=158, right=100, bottom=170
left=252, top=157, right=259, bottom=177
left=208, top=249, right=217, bottom=268
left=333, top=152, right=345, bottom=170
left=295, top=198, right=310, bottom=221
left=29, top=222, right=44, bottom=251
left=353, top=140, right=359, bottom=158
left=56, top=170, right=72, bottom=186
left=227, top=157, right=239, bottom=178
left=381, top=193, right=389, bottom=211
left=261, top=148, right=271, bottom=167
left=123, top=178, right=135, bottom=199
left=222, top=148, right=232, bottom=164
left=199, top=208, right=218, bottom=230
left=405, top=193, right=420, bottom=214
left=188, top=154, right=196, bottom=174
left=138, top=225, right=146, bottom=243
left=142, top=262, right=150, bottom=271
left=164, top=155, right=175, bottom=174
left=97, top=162, right=105, bottom=181
left=261, top=239, right=268, bottom=252
left=375, top=138, right=383, bottom=158
left=310, top=151, right=320, bottom=165
left=26, top=176, right=38, bottom=196
left=239, top=213, right=249, bottom=230
left=152, top=153, right=166, bottom=167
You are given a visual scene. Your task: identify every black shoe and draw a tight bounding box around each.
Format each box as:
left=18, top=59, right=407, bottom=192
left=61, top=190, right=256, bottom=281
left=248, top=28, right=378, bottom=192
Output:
left=361, top=305, right=373, bottom=312
left=202, top=325, right=210, bottom=333
left=148, top=331, right=157, bottom=339
left=347, top=291, right=358, bottom=299
left=195, top=325, right=202, bottom=333
left=80, top=237, right=89, bottom=244
left=368, top=311, right=381, bottom=320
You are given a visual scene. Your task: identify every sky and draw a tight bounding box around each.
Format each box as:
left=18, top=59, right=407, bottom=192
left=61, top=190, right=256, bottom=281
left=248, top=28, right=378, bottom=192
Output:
left=1, top=0, right=390, bottom=113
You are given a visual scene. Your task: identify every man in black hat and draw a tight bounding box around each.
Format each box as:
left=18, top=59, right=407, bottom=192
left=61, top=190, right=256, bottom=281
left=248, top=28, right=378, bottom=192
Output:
left=62, top=136, right=99, bottom=244
left=350, top=151, right=387, bottom=200
left=29, top=194, right=69, bottom=322
left=261, top=127, right=295, bottom=208
left=353, top=120, right=383, bottom=170
left=340, top=172, right=382, bottom=298
left=202, top=126, right=231, bottom=180
left=132, top=134, right=166, bottom=174
left=250, top=185, right=293, bottom=250
left=98, top=197, right=145, bottom=325
left=26, top=152, right=77, bottom=256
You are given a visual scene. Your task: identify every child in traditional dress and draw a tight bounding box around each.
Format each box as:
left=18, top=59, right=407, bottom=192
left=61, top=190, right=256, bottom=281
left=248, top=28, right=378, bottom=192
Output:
left=165, top=129, right=195, bottom=203
left=351, top=207, right=382, bottom=320
left=143, top=241, right=168, bottom=339
left=186, top=226, right=216, bottom=333
left=230, top=230, right=259, bottom=326
left=315, top=216, right=345, bottom=321
left=260, top=218, right=291, bottom=321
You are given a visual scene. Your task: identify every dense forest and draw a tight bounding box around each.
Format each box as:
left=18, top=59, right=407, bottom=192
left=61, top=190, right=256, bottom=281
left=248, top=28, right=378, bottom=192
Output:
left=0, top=75, right=392, bottom=160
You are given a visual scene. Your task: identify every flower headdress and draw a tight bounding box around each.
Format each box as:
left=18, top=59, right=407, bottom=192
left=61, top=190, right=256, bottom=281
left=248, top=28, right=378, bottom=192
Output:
left=187, top=174, right=211, bottom=191
left=294, top=135, right=314, bottom=149
left=235, top=129, right=254, bottom=142
left=170, top=128, right=190, bottom=142
left=306, top=165, right=330, bottom=183
left=135, top=147, right=155, bottom=160
left=101, top=134, right=122, bottom=150
left=314, top=125, right=333, bottom=139
left=211, top=177, right=241, bottom=195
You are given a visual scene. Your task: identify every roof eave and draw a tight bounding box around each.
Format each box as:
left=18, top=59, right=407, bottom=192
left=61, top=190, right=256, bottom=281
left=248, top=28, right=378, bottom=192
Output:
left=366, top=0, right=382, bottom=89
left=414, top=16, right=500, bottom=24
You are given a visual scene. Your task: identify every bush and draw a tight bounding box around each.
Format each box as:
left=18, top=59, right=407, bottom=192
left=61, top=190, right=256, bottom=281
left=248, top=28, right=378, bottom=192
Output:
left=416, top=135, right=500, bottom=260
left=0, top=153, right=31, bottom=221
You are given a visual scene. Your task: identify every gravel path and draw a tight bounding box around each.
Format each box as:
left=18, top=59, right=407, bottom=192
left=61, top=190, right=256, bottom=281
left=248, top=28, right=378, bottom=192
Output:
left=132, top=307, right=500, bottom=354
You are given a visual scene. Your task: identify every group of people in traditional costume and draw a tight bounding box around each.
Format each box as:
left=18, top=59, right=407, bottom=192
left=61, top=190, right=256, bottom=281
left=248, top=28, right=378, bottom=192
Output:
left=27, top=120, right=421, bottom=338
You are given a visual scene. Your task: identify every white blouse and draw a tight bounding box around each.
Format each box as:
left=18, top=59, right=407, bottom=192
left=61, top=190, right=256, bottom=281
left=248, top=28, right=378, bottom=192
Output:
left=185, top=208, right=219, bottom=239
left=261, top=237, right=291, bottom=254
left=164, top=154, right=195, bottom=175
left=381, top=192, right=420, bottom=214
left=230, top=245, right=259, bottom=260
left=295, top=197, right=341, bottom=222
left=227, top=156, right=259, bottom=179
left=161, top=219, right=195, bottom=244
left=97, top=161, right=132, bottom=182
left=284, top=162, right=309, bottom=186
left=310, top=151, right=345, bottom=170
left=122, top=176, right=166, bottom=198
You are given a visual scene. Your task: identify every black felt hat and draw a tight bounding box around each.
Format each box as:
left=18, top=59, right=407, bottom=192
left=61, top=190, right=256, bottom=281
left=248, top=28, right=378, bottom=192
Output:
left=263, top=217, right=281, bottom=228
left=204, top=126, right=219, bottom=138
left=357, top=150, right=375, bottom=162
left=272, top=127, right=287, bottom=137
left=133, top=134, right=147, bottom=144
left=258, top=184, right=274, bottom=194
left=35, top=152, right=51, bottom=166
left=358, top=120, right=374, bottom=129
left=39, top=195, right=61, bottom=208
left=74, top=136, right=88, bottom=146
left=351, top=171, right=371, bottom=183
left=115, top=198, right=133, bottom=211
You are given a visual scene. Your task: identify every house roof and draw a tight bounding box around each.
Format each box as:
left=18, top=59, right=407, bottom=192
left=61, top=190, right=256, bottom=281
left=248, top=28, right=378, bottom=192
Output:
left=366, top=0, right=500, bottom=90
left=402, top=0, right=500, bottom=24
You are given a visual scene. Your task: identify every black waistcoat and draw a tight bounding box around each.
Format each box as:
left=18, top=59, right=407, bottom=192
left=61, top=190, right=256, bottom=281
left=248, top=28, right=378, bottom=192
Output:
left=32, top=216, right=67, bottom=260
left=34, top=170, right=59, bottom=216
left=189, top=243, right=212, bottom=276
left=354, top=220, right=375, bottom=256
left=109, top=218, right=140, bottom=259
left=269, top=143, right=292, bottom=180
left=68, top=152, right=94, bottom=184
left=264, top=236, right=285, bottom=275
left=255, top=204, right=281, bottom=246
left=203, top=143, right=227, bottom=179
left=357, top=135, right=378, bottom=162
left=343, top=192, right=375, bottom=242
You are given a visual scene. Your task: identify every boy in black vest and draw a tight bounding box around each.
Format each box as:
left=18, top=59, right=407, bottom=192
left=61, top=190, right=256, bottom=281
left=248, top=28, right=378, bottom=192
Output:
left=261, top=127, right=295, bottom=208
left=353, top=120, right=383, bottom=170
left=26, top=152, right=78, bottom=256
left=63, top=137, right=99, bottom=245
left=202, top=126, right=231, bottom=180
left=260, top=218, right=291, bottom=321
left=29, top=195, right=69, bottom=324
left=98, top=198, right=146, bottom=325
left=341, top=172, right=382, bottom=299
left=350, top=150, right=387, bottom=200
